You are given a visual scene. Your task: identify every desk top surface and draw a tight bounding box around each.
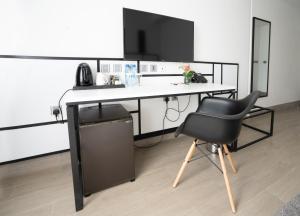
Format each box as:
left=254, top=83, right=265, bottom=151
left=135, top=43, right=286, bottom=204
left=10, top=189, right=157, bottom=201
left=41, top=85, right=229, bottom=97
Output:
left=64, top=83, right=236, bottom=105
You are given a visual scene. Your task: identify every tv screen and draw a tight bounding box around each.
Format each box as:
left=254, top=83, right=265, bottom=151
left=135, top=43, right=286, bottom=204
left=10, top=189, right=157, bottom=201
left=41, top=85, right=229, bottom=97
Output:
left=123, top=8, right=194, bottom=62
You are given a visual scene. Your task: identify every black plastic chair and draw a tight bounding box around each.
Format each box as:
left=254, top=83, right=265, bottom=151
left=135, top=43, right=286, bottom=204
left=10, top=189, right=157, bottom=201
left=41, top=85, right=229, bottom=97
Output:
left=172, top=91, right=261, bottom=213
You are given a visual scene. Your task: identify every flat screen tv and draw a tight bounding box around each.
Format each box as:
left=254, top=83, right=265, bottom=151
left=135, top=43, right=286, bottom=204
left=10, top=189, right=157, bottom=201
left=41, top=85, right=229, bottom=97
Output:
left=123, top=8, right=194, bottom=62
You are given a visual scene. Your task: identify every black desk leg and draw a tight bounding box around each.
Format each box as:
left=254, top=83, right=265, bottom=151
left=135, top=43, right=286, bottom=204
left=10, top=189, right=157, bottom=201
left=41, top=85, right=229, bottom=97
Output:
left=198, top=94, right=202, bottom=106
left=230, top=90, right=237, bottom=152
left=67, top=105, right=84, bottom=211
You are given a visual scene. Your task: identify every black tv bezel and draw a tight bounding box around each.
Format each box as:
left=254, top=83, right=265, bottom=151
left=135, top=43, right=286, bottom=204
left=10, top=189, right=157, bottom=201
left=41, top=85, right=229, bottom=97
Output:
left=123, top=8, right=194, bottom=62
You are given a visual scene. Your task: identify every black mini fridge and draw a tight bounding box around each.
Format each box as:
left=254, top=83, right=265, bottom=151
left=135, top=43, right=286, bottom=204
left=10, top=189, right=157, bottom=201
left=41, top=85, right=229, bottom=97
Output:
left=79, top=104, right=135, bottom=196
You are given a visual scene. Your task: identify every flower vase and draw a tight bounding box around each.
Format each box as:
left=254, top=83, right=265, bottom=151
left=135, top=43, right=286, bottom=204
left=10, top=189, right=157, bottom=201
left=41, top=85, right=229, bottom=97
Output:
left=184, top=76, right=191, bottom=84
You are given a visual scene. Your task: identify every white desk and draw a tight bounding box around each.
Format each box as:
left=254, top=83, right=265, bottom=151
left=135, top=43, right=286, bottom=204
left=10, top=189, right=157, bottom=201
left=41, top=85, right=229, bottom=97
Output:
left=65, top=83, right=235, bottom=105
left=65, top=83, right=236, bottom=211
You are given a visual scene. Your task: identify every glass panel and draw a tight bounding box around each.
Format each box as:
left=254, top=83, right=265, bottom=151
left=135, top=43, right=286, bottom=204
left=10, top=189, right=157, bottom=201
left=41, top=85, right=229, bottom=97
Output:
left=251, top=18, right=271, bottom=97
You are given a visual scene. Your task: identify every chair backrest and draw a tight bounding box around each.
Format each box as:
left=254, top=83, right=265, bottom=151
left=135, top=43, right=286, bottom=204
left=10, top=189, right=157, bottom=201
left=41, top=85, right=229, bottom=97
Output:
left=175, top=91, right=261, bottom=144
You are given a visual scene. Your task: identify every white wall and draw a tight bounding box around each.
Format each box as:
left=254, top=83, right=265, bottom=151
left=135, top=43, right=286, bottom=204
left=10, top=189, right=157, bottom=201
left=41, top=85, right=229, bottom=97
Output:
left=0, top=0, right=251, bottom=162
left=252, top=0, right=300, bottom=106
left=0, top=0, right=251, bottom=94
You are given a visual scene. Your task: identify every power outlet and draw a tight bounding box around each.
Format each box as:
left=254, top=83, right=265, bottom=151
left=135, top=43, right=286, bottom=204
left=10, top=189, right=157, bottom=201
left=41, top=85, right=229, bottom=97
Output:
left=50, top=106, right=61, bottom=116
left=150, top=64, right=157, bottom=72
left=140, top=64, right=148, bottom=73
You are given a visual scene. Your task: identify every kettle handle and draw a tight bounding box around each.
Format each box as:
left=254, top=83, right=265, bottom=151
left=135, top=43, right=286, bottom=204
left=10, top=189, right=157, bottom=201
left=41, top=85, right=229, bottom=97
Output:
left=75, top=64, right=82, bottom=86
left=82, top=67, right=88, bottom=83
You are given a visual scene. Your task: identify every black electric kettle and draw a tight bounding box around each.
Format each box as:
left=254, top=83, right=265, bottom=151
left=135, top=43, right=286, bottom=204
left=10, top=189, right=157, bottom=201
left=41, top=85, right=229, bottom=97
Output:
left=75, top=63, right=93, bottom=86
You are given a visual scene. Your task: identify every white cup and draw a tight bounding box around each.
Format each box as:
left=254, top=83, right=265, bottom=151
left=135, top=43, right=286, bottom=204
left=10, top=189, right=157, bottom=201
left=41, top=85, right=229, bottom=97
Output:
left=96, top=73, right=106, bottom=85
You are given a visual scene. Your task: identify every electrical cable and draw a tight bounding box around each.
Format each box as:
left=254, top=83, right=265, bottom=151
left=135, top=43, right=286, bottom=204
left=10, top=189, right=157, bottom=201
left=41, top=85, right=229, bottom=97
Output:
left=164, top=94, right=191, bottom=122
left=57, top=88, right=192, bottom=148
left=134, top=104, right=169, bottom=149
left=58, top=88, right=73, bottom=123
left=164, top=100, right=180, bottom=122
left=57, top=87, right=192, bottom=147
left=134, top=95, right=192, bottom=149
left=162, top=94, right=192, bottom=140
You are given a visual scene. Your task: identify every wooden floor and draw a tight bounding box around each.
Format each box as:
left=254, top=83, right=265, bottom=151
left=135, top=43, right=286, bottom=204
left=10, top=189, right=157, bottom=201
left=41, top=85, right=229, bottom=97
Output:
left=1, top=106, right=300, bottom=216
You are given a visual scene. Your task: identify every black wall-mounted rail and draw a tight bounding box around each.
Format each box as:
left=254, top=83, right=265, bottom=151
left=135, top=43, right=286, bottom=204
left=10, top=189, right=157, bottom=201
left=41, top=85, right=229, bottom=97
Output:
left=0, top=54, right=240, bottom=165
left=0, top=54, right=239, bottom=132
left=0, top=55, right=239, bottom=65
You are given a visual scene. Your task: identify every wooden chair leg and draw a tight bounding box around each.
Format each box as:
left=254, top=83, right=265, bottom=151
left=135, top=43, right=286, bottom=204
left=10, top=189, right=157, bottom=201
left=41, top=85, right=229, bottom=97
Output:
left=218, top=147, right=236, bottom=213
left=172, top=140, right=197, bottom=188
left=223, top=144, right=237, bottom=174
